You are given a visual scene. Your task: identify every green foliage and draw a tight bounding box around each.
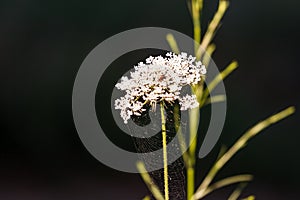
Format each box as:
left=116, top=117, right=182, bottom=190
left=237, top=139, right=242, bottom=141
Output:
left=136, top=0, right=295, bottom=199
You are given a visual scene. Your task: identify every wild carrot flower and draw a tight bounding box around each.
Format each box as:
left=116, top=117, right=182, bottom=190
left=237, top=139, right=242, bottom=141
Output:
left=115, top=52, right=206, bottom=123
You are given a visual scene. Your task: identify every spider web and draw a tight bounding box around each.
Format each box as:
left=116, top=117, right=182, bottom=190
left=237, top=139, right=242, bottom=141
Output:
left=129, top=102, right=187, bottom=200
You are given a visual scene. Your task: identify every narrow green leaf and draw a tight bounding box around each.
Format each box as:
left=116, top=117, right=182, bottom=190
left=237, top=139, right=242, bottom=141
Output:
left=228, top=183, right=248, bottom=200
left=202, top=95, right=226, bottom=108
left=196, top=0, right=229, bottom=58
left=137, top=161, right=165, bottom=200
left=194, top=106, right=295, bottom=198
left=194, top=174, right=253, bottom=199
left=201, top=61, right=238, bottom=106
left=166, top=34, right=180, bottom=54
left=242, top=195, right=256, bottom=200
left=143, top=196, right=151, bottom=200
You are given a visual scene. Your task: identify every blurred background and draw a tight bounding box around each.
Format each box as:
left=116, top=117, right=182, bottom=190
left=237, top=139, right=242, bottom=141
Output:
left=1, top=0, right=299, bottom=199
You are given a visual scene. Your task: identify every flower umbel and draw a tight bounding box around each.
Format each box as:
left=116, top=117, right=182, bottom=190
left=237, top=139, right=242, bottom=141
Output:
left=114, top=52, right=206, bottom=123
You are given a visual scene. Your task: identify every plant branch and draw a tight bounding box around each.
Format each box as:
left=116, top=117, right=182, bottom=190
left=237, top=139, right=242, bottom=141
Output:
left=193, top=174, right=253, bottom=199
left=160, top=102, right=169, bottom=200
left=137, top=162, right=165, bottom=200
left=191, top=0, right=203, bottom=54
left=228, top=183, right=248, bottom=200
left=201, top=60, right=238, bottom=106
left=166, top=34, right=180, bottom=54
left=196, top=0, right=229, bottom=58
left=194, top=106, right=295, bottom=198
left=201, top=95, right=226, bottom=108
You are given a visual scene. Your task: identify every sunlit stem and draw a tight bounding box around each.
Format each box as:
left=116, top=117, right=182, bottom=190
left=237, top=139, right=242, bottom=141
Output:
left=228, top=183, right=248, bottom=200
left=201, top=95, right=226, bottom=108
left=193, top=174, right=252, bottom=199
left=187, top=166, right=195, bottom=200
left=189, top=2, right=203, bottom=198
left=242, top=195, right=256, bottom=200
left=196, top=0, right=229, bottom=58
left=137, top=162, right=165, bottom=200
left=187, top=107, right=200, bottom=200
left=166, top=34, right=180, bottom=54
left=191, top=0, right=203, bottom=54
left=201, top=61, right=238, bottom=105
left=174, top=104, right=189, bottom=167
left=160, top=102, right=169, bottom=200
left=142, top=196, right=151, bottom=200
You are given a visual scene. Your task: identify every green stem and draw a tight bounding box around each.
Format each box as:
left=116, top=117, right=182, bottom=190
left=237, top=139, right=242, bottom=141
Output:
left=187, top=165, right=195, bottom=200
left=137, top=162, right=165, bottom=200
left=195, top=107, right=295, bottom=198
left=187, top=107, right=200, bottom=200
left=189, top=1, right=203, bottom=198
left=196, top=0, right=229, bottom=58
left=160, top=102, right=169, bottom=200
left=191, top=0, right=203, bottom=54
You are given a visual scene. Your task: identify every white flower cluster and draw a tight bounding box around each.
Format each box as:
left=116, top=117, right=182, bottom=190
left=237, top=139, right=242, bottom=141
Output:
left=115, top=52, right=206, bottom=123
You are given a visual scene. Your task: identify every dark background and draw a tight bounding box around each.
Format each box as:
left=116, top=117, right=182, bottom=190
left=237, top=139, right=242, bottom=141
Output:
left=1, top=0, right=299, bottom=199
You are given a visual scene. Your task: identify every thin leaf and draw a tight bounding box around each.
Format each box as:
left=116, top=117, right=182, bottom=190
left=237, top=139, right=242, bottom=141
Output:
left=137, top=161, right=165, bottom=200
left=186, top=0, right=192, bottom=17
left=242, top=195, right=256, bottom=200
left=194, top=106, right=295, bottom=198
left=174, top=104, right=190, bottom=167
left=191, top=0, right=204, bottom=53
left=143, top=196, right=151, bottom=200
left=196, top=0, right=229, bottom=58
left=201, top=61, right=238, bottom=106
left=196, top=43, right=216, bottom=96
left=228, top=183, right=248, bottom=200
left=166, top=34, right=180, bottom=54
left=202, top=43, right=216, bottom=66
left=202, top=95, right=226, bottom=108
left=194, top=174, right=252, bottom=199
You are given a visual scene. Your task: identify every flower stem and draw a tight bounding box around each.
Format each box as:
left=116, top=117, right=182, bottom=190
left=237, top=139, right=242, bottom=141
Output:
left=137, top=162, right=165, bottom=200
left=191, top=0, right=203, bottom=54
left=187, top=165, right=195, bottom=200
left=160, top=102, right=169, bottom=200
left=189, top=1, right=203, bottom=199
left=187, top=107, right=199, bottom=200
